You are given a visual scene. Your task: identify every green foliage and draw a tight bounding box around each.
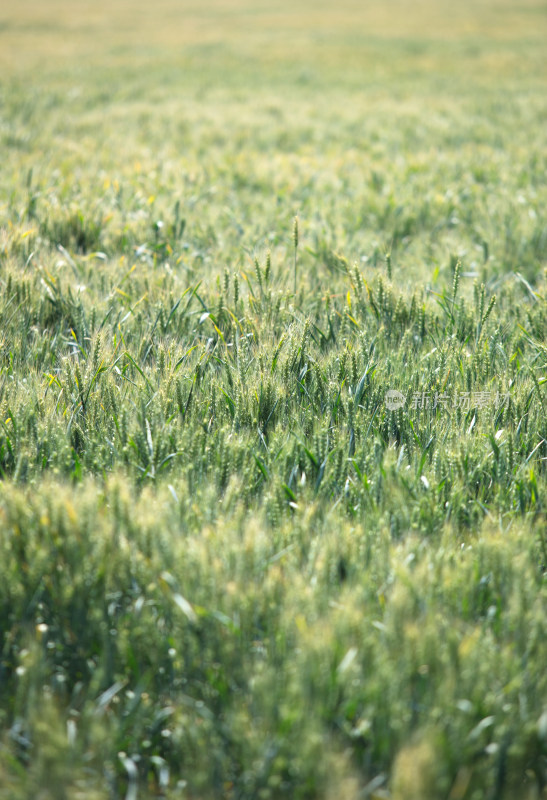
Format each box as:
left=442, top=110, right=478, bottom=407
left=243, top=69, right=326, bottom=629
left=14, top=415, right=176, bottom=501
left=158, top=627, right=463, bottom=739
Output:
left=0, top=0, right=546, bottom=797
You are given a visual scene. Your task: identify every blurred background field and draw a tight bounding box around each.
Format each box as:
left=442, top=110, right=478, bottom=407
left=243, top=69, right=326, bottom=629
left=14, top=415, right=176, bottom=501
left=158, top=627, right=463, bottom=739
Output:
left=0, top=1, right=546, bottom=799
left=1, top=0, right=546, bottom=288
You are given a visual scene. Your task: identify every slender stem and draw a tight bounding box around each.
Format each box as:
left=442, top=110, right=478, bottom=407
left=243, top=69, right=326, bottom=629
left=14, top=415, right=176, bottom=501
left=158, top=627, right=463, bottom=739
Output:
left=293, top=216, right=299, bottom=297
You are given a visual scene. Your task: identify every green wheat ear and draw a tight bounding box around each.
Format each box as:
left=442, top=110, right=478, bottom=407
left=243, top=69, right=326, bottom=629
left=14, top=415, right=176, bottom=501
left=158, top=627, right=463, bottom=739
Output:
left=386, top=252, right=392, bottom=281
left=233, top=273, right=239, bottom=306
left=254, top=256, right=263, bottom=295
left=452, top=260, right=461, bottom=301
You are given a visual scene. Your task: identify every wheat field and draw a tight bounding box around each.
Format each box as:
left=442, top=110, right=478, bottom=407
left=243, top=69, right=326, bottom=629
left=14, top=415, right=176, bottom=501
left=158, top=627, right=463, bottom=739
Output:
left=0, top=0, right=546, bottom=797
